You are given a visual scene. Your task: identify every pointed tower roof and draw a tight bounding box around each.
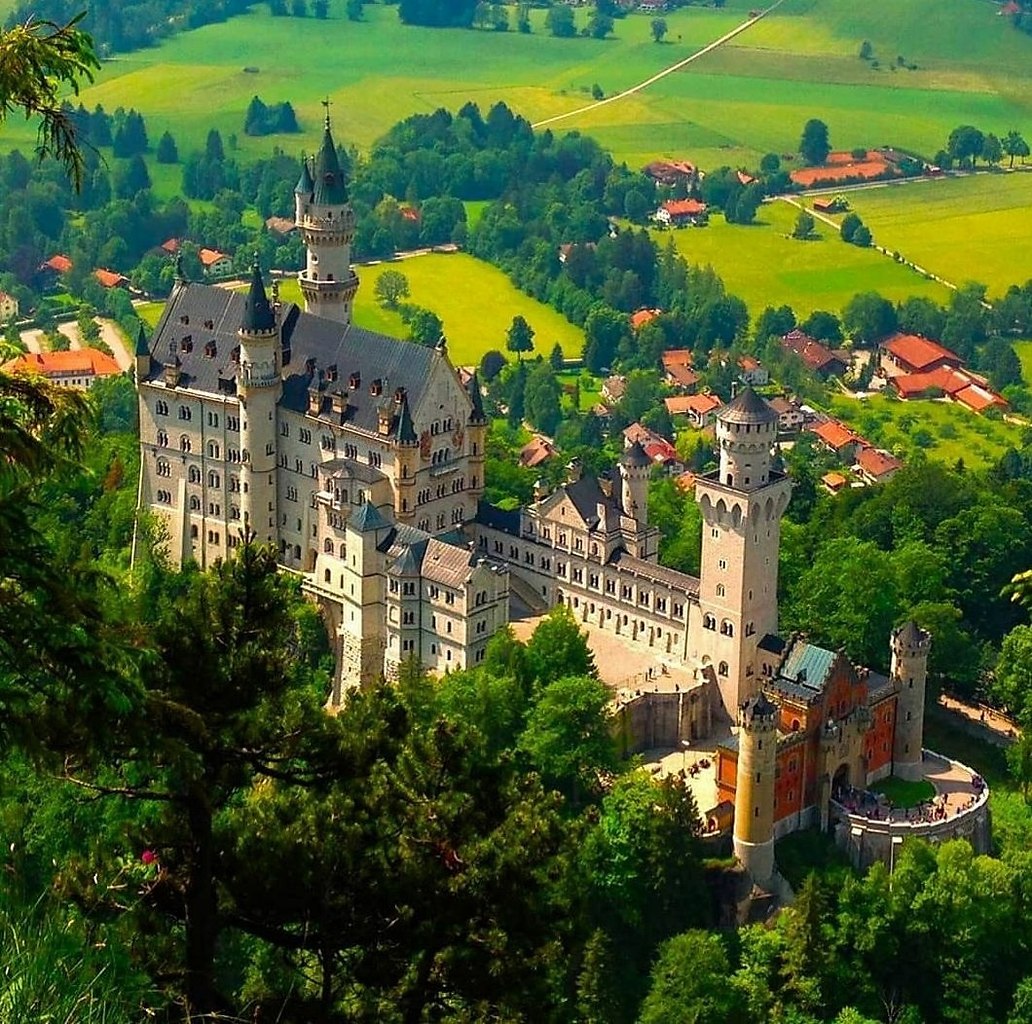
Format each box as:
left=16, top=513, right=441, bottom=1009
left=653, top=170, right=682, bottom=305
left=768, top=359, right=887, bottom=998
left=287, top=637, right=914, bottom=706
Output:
left=311, top=115, right=348, bottom=206
left=294, top=155, right=314, bottom=196
left=349, top=500, right=390, bottom=534
left=620, top=440, right=652, bottom=469
left=394, top=391, right=418, bottom=445
left=893, top=620, right=930, bottom=647
left=740, top=691, right=777, bottom=727
left=135, top=321, right=150, bottom=358
left=718, top=386, right=777, bottom=426
left=174, top=251, right=187, bottom=282
left=240, top=258, right=276, bottom=334
left=466, top=370, right=486, bottom=425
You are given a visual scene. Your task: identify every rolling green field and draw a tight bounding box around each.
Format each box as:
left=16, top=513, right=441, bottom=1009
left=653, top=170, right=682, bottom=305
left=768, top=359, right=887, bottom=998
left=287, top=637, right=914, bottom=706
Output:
left=1014, top=340, right=1032, bottom=383
left=138, top=252, right=584, bottom=367
left=662, top=199, right=949, bottom=318
left=822, top=172, right=1032, bottom=295
left=828, top=392, right=1023, bottom=470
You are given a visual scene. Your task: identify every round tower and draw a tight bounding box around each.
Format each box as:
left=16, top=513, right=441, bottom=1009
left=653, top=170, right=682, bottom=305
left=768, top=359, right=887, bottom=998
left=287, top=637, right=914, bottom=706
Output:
left=733, top=692, right=778, bottom=888
left=466, top=370, right=487, bottom=511
left=295, top=112, right=358, bottom=325
left=715, top=387, right=778, bottom=492
left=238, top=259, right=282, bottom=547
left=618, top=440, right=651, bottom=526
left=392, top=388, right=419, bottom=523
left=890, top=621, right=932, bottom=780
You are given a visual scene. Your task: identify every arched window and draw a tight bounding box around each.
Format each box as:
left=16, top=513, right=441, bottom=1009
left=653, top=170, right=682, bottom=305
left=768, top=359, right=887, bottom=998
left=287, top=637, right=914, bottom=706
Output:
left=156, top=430, right=168, bottom=447
left=178, top=405, right=192, bottom=421
left=189, top=495, right=201, bottom=511
left=156, top=459, right=171, bottom=478
left=155, top=400, right=169, bottom=416
left=180, top=435, right=191, bottom=453
left=715, top=583, right=725, bottom=598
left=324, top=569, right=331, bottom=583
left=703, top=613, right=716, bottom=630
left=208, top=471, right=220, bottom=488
left=718, top=661, right=729, bottom=677
left=339, top=543, right=346, bottom=558
left=324, top=538, right=333, bottom=553
left=207, top=441, right=220, bottom=459
left=721, top=620, right=734, bottom=637
left=188, top=466, right=201, bottom=483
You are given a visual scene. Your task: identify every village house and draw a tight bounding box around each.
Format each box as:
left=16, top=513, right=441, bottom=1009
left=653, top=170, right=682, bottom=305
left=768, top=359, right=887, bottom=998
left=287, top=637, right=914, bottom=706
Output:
left=880, top=332, right=964, bottom=377
left=94, top=268, right=130, bottom=290
left=642, top=158, right=697, bottom=186
left=265, top=216, right=298, bottom=238
left=655, top=198, right=708, bottom=227
left=0, top=290, right=18, bottom=321
left=781, top=329, right=848, bottom=379
left=199, top=248, right=234, bottom=279
left=6, top=348, right=121, bottom=389
left=855, top=446, right=902, bottom=485
left=665, top=392, right=722, bottom=429
left=808, top=418, right=866, bottom=462
left=661, top=348, right=700, bottom=392
left=623, top=422, right=683, bottom=472
left=630, top=307, right=663, bottom=332
left=520, top=435, right=557, bottom=469
left=601, top=375, right=627, bottom=404
left=737, top=355, right=769, bottom=386
left=41, top=254, right=73, bottom=278
left=767, top=395, right=806, bottom=434
left=558, top=241, right=597, bottom=264
left=821, top=471, right=848, bottom=494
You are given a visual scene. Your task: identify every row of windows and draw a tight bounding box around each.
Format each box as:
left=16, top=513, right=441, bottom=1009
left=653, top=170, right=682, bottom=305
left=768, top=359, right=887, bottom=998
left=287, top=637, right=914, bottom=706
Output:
left=155, top=401, right=239, bottom=432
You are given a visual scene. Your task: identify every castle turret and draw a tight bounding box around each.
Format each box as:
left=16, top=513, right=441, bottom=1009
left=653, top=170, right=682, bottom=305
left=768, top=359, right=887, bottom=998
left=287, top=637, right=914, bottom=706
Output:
left=237, top=259, right=281, bottom=546
left=393, top=388, right=418, bottom=522
left=694, top=388, right=792, bottom=713
left=296, top=112, right=358, bottom=324
left=619, top=440, right=651, bottom=526
left=733, top=692, right=778, bottom=888
left=134, top=321, right=151, bottom=383
left=466, top=370, right=487, bottom=504
left=891, top=621, right=931, bottom=780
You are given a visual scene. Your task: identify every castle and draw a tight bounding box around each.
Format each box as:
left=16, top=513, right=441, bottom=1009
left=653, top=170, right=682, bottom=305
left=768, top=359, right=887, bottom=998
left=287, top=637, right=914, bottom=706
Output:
left=136, top=117, right=984, bottom=883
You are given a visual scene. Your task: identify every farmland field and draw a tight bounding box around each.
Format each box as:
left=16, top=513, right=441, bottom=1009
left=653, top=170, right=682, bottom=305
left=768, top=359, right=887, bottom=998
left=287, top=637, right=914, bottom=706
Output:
left=138, top=252, right=584, bottom=368
left=819, top=172, right=1032, bottom=295
left=662, top=199, right=949, bottom=318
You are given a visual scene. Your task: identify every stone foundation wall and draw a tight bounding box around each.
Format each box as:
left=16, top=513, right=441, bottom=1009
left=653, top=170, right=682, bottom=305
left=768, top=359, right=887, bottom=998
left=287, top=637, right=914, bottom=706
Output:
left=616, top=691, right=698, bottom=755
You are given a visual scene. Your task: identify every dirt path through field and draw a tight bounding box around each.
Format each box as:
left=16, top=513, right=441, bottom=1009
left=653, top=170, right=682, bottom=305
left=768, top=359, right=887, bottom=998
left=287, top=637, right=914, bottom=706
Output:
left=532, top=0, right=790, bottom=130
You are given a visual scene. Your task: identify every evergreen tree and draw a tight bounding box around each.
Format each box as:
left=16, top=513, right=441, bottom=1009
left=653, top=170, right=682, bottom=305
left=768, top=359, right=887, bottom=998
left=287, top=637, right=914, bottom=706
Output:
left=800, top=117, right=831, bottom=166
left=205, top=128, right=225, bottom=162
left=244, top=95, right=269, bottom=136
left=506, top=313, right=535, bottom=359
left=155, top=130, right=178, bottom=164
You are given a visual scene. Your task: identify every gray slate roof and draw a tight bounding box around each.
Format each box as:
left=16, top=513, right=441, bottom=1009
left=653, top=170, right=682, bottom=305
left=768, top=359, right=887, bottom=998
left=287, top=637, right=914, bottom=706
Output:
left=719, top=386, right=777, bottom=425
left=312, top=123, right=348, bottom=206
left=350, top=501, right=391, bottom=533
left=620, top=440, right=652, bottom=468
left=608, top=549, right=700, bottom=596
left=143, top=281, right=438, bottom=430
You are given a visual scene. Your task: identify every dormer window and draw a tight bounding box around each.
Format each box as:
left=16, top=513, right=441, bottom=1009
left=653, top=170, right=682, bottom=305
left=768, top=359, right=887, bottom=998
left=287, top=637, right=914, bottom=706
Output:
left=370, top=378, right=383, bottom=396
left=204, top=341, right=217, bottom=359
left=349, top=372, right=361, bottom=389
left=179, top=315, right=189, bottom=325
left=326, top=364, right=338, bottom=382
left=180, top=335, right=193, bottom=353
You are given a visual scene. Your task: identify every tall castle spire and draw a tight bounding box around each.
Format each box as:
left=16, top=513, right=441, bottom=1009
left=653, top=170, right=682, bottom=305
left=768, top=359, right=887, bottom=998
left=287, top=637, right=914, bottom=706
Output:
left=295, top=105, right=359, bottom=325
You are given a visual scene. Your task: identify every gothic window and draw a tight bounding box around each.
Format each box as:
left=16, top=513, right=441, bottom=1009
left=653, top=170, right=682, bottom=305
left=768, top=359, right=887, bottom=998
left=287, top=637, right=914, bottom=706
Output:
left=189, top=495, right=201, bottom=511
left=324, top=538, right=333, bottom=553
left=721, top=620, right=734, bottom=637
left=703, top=613, right=716, bottom=630
left=155, top=400, right=169, bottom=416
left=718, top=661, right=728, bottom=677
left=156, top=489, right=172, bottom=504
left=178, top=405, right=192, bottom=421
left=156, top=459, right=171, bottom=478
left=208, top=441, right=220, bottom=459
left=716, top=583, right=725, bottom=598
left=180, top=435, right=191, bottom=453
left=189, top=466, right=201, bottom=484
left=156, top=430, right=169, bottom=447
left=208, top=471, right=220, bottom=488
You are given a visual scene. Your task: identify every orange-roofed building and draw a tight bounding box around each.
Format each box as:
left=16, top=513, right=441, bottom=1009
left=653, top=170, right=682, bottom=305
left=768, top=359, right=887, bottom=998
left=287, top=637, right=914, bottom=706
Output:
left=737, top=170, right=757, bottom=185
left=855, top=447, right=902, bottom=485
left=519, top=435, right=557, bottom=469
left=661, top=349, right=700, bottom=392
left=655, top=198, right=708, bottom=226
left=821, top=471, right=848, bottom=494
left=881, top=333, right=963, bottom=376
left=781, top=330, right=847, bottom=378
left=674, top=470, right=697, bottom=493
left=953, top=382, right=1008, bottom=414
left=5, top=347, right=121, bottom=390
left=809, top=418, right=864, bottom=460
left=94, top=268, right=130, bottom=289
left=199, top=248, right=234, bottom=278
left=643, top=159, right=697, bottom=185
left=631, top=307, right=663, bottom=331
left=160, top=237, right=181, bottom=255
left=42, top=254, right=72, bottom=274
left=665, top=392, right=722, bottom=428
left=890, top=365, right=970, bottom=400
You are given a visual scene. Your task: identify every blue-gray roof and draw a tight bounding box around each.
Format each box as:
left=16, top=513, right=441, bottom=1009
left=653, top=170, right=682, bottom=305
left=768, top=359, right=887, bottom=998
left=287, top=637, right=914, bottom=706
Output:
left=144, top=281, right=438, bottom=432
left=779, top=640, right=837, bottom=694
left=349, top=501, right=390, bottom=533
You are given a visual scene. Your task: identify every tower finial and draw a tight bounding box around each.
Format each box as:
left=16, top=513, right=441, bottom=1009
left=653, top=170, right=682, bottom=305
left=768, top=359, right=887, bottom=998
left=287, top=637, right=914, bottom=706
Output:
left=322, top=96, right=331, bottom=130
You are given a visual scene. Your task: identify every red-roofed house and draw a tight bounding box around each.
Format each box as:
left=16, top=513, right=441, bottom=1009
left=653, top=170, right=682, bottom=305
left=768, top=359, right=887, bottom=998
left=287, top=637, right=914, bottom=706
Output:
left=781, top=330, right=847, bottom=378
left=808, top=418, right=864, bottom=461
left=623, top=422, right=683, bottom=471
left=953, top=381, right=1008, bottom=414
left=160, top=237, right=181, bottom=255
left=94, top=268, right=130, bottom=290
left=855, top=447, right=902, bottom=485
left=655, top=198, right=708, bottom=227
left=665, top=392, right=722, bottom=428
left=737, top=355, right=769, bottom=386
left=199, top=248, right=234, bottom=278
left=519, top=435, right=556, bottom=469
left=265, top=216, right=297, bottom=237
left=821, top=471, right=848, bottom=494
left=4, top=347, right=121, bottom=389
left=889, top=364, right=1007, bottom=414
left=661, top=349, right=700, bottom=392
left=737, top=170, right=757, bottom=185
left=643, top=159, right=697, bottom=185
left=601, top=375, right=627, bottom=404
left=631, top=307, right=663, bottom=331
left=42, top=254, right=72, bottom=274
left=881, top=333, right=963, bottom=376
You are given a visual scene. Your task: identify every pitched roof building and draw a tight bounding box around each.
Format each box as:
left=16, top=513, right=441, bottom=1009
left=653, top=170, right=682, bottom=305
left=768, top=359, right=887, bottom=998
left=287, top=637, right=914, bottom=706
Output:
left=781, top=330, right=847, bottom=378
left=6, top=347, right=121, bottom=388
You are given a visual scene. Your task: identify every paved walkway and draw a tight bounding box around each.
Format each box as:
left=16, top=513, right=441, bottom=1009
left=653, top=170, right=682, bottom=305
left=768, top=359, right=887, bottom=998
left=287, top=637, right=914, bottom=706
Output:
left=532, top=0, right=790, bottom=130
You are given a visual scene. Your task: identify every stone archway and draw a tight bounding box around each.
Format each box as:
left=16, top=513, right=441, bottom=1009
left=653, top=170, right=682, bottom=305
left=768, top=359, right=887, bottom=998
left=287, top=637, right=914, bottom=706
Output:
left=833, top=763, right=851, bottom=798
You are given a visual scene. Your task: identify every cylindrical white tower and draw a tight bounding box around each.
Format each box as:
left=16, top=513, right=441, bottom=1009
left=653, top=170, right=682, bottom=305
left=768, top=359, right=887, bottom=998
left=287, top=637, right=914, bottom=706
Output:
left=238, top=259, right=282, bottom=546
left=891, top=621, right=932, bottom=780
left=715, top=387, right=778, bottom=491
left=733, top=691, right=779, bottom=888
left=618, top=440, right=651, bottom=527
left=295, top=115, right=359, bottom=324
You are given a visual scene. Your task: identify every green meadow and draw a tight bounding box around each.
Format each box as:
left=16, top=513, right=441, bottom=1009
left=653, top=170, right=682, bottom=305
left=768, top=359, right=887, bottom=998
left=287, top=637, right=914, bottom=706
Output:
left=824, top=172, right=1032, bottom=295
left=138, top=252, right=584, bottom=367
left=661, top=199, right=949, bottom=319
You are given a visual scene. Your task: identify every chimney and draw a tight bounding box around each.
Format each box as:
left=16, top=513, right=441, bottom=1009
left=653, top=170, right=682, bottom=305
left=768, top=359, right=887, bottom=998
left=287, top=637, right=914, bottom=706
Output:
left=566, top=457, right=582, bottom=483
left=598, top=470, right=614, bottom=498
left=164, top=357, right=181, bottom=388
left=331, top=388, right=349, bottom=422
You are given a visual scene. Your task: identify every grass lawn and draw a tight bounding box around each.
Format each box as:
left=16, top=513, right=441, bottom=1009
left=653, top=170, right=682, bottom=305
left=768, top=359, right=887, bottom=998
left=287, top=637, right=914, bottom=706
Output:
left=557, top=370, right=602, bottom=413
left=870, top=776, right=935, bottom=808
left=136, top=301, right=165, bottom=328
left=276, top=252, right=582, bottom=368
left=1014, top=340, right=1032, bottom=384
left=828, top=392, right=1023, bottom=470
left=829, top=173, right=1032, bottom=296
left=662, top=200, right=949, bottom=319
